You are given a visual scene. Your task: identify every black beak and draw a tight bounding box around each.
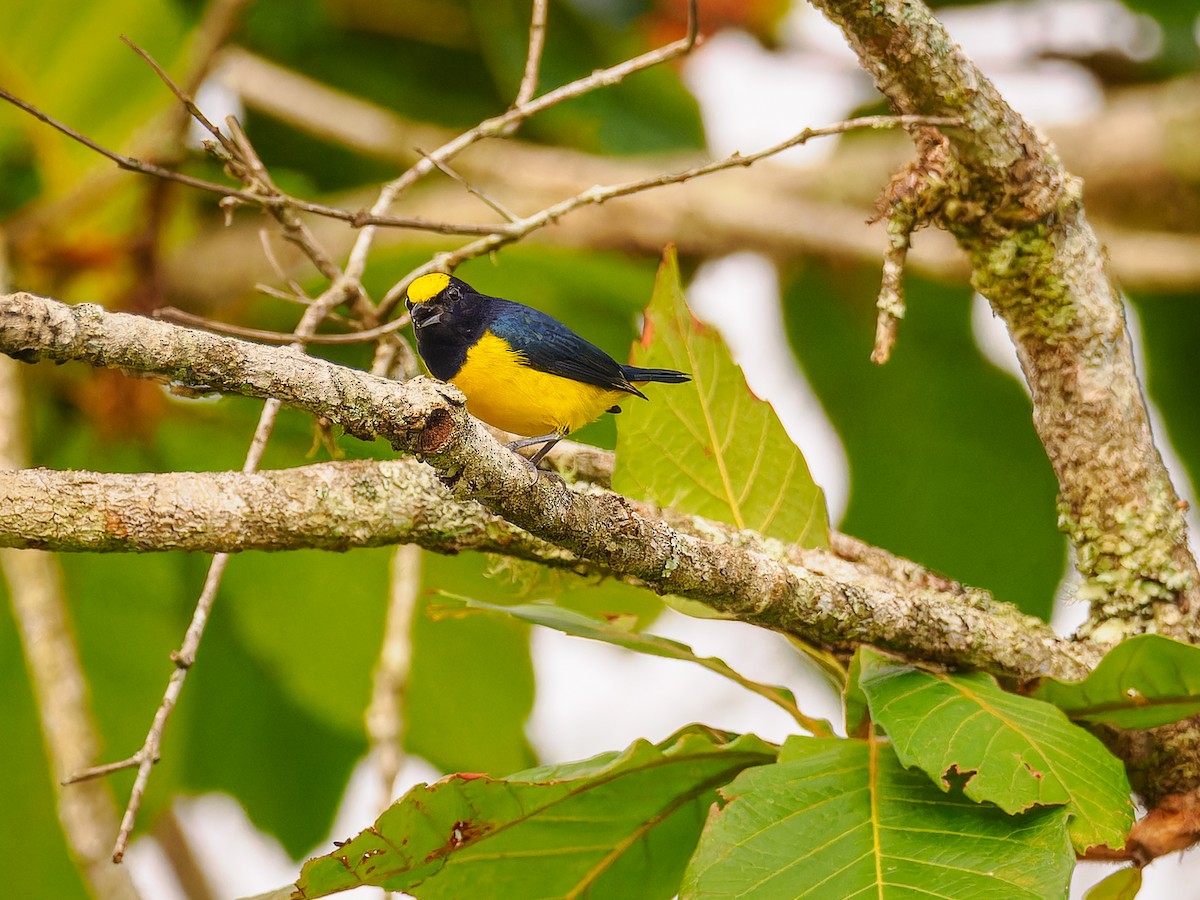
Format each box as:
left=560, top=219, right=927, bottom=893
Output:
left=409, top=305, right=443, bottom=328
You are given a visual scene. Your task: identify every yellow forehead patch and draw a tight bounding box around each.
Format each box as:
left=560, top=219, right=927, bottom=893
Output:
left=407, top=272, right=451, bottom=304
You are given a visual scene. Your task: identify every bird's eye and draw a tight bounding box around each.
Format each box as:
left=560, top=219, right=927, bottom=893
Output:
left=404, top=298, right=413, bottom=311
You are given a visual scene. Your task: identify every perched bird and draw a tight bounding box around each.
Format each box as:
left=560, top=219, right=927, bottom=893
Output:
left=405, top=273, right=690, bottom=468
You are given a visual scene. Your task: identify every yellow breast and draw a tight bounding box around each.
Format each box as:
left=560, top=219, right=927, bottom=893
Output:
left=450, top=333, right=626, bottom=437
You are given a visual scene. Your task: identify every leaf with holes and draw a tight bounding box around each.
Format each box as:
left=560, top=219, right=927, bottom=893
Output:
left=279, top=726, right=777, bottom=900
left=856, top=648, right=1133, bottom=853
left=681, top=736, right=1074, bottom=899
left=1032, top=633, right=1200, bottom=729
left=613, top=246, right=828, bottom=548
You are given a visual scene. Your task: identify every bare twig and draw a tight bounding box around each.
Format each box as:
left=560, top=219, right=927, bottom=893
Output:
left=257, top=228, right=314, bottom=304
left=365, top=544, right=422, bottom=805
left=224, top=116, right=343, bottom=282
left=418, top=147, right=520, bottom=223
left=377, top=114, right=963, bottom=314
left=0, top=87, right=505, bottom=238
left=362, top=0, right=701, bottom=287
left=0, top=86, right=268, bottom=205
left=503, top=0, right=550, bottom=134
left=121, top=35, right=236, bottom=156
left=202, top=52, right=1200, bottom=294
left=871, top=217, right=912, bottom=365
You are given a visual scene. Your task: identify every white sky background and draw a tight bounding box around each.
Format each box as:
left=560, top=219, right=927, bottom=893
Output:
left=131, top=2, right=1200, bottom=897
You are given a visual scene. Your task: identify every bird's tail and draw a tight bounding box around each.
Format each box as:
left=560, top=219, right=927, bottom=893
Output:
left=622, top=365, right=690, bottom=384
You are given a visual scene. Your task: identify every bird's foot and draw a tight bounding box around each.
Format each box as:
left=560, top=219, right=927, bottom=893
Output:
left=506, top=433, right=564, bottom=486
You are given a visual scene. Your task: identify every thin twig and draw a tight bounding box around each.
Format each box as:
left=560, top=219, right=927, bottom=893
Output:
left=257, top=228, right=313, bottom=303
left=225, top=116, right=343, bottom=282
left=377, top=114, right=964, bottom=315
left=502, top=0, right=550, bottom=135
left=872, top=221, right=911, bottom=365
left=362, top=0, right=700, bottom=251
left=417, top=146, right=520, bottom=222
left=0, top=86, right=267, bottom=204
left=365, top=544, right=422, bottom=805
left=0, top=87, right=504, bottom=237
left=154, top=307, right=389, bottom=345
left=108, top=553, right=229, bottom=861
left=121, top=35, right=236, bottom=156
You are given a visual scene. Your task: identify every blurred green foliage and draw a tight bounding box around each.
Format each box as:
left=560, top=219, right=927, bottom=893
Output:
left=783, top=264, right=1064, bottom=618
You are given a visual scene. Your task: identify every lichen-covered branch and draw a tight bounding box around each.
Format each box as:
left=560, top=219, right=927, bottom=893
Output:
left=0, top=291, right=1092, bottom=682
left=806, top=0, right=1200, bottom=813
left=808, top=0, right=1199, bottom=645
left=0, top=459, right=579, bottom=563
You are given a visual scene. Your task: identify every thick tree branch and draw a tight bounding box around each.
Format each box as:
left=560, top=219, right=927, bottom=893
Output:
left=809, top=0, right=1199, bottom=643
left=0, top=291, right=1091, bottom=682
left=807, top=0, right=1200, bottom=814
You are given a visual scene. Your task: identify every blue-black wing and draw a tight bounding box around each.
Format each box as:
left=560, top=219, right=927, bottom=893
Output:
left=486, top=298, right=647, bottom=397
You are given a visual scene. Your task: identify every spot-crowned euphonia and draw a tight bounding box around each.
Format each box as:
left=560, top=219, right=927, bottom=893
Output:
left=405, top=273, right=689, bottom=467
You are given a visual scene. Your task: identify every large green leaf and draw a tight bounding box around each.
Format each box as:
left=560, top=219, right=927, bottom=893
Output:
left=681, top=736, right=1074, bottom=899
left=615, top=247, right=829, bottom=548
left=782, top=266, right=1063, bottom=618
left=1131, top=290, right=1200, bottom=523
left=432, top=594, right=830, bottom=734
left=284, top=726, right=777, bottom=899
left=1032, top=634, right=1200, bottom=729
left=857, top=648, right=1133, bottom=853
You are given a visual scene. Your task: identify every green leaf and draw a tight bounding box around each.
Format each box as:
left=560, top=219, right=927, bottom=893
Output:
left=857, top=648, right=1133, bottom=853
left=681, top=736, right=1075, bottom=899
left=843, top=647, right=871, bottom=737
left=1032, top=627, right=1200, bottom=729
left=431, top=594, right=832, bottom=735
left=615, top=247, right=829, bottom=548
left=783, top=267, right=1064, bottom=618
left=286, top=726, right=777, bottom=900
left=1084, top=866, right=1143, bottom=900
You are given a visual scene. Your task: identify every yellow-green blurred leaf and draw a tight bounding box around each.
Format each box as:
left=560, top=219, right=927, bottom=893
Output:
left=1084, top=866, right=1142, bottom=900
